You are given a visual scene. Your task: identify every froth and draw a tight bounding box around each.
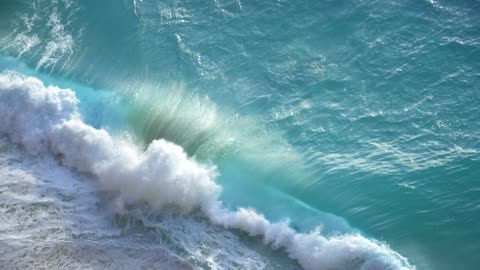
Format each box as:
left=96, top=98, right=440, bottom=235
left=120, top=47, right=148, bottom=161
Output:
left=0, top=71, right=220, bottom=212
left=0, top=71, right=414, bottom=270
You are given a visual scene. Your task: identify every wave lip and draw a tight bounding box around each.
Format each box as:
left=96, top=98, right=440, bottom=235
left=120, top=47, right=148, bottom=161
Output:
left=0, top=71, right=414, bottom=270
left=0, top=71, right=220, bottom=212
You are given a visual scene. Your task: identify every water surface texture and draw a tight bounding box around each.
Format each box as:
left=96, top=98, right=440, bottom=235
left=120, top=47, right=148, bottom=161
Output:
left=0, top=0, right=479, bottom=269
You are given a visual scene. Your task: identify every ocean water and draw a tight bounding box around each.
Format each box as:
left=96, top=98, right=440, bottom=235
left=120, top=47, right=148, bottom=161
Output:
left=0, top=0, right=479, bottom=269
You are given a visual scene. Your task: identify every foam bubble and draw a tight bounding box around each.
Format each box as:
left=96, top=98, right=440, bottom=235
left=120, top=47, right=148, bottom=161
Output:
left=0, top=71, right=414, bottom=270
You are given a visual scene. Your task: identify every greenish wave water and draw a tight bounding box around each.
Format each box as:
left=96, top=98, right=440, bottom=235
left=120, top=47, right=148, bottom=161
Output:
left=0, top=0, right=479, bottom=269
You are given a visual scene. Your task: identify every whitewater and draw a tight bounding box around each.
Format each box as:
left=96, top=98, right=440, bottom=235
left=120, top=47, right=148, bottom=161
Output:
left=1, top=0, right=479, bottom=269
left=0, top=71, right=412, bottom=269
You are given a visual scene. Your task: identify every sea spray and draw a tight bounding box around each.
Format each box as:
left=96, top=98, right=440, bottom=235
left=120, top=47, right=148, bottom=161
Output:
left=0, top=71, right=414, bottom=270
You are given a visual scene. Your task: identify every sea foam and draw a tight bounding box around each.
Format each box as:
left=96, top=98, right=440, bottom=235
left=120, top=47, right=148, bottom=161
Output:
left=0, top=71, right=414, bottom=270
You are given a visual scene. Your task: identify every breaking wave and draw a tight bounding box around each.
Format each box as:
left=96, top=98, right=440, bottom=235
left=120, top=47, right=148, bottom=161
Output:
left=0, top=71, right=414, bottom=270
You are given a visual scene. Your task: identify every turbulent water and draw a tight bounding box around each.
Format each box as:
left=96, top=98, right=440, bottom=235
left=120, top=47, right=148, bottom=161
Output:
left=0, top=0, right=479, bottom=269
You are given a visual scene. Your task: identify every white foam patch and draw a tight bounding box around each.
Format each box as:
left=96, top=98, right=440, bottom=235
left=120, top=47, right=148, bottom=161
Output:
left=36, top=10, right=74, bottom=70
left=0, top=71, right=415, bottom=270
left=11, top=33, right=40, bottom=57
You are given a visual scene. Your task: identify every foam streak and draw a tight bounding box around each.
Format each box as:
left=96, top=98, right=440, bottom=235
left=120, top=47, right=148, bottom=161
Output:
left=0, top=71, right=414, bottom=270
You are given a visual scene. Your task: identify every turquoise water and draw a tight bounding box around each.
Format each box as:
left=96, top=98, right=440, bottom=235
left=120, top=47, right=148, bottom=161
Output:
left=1, top=0, right=479, bottom=269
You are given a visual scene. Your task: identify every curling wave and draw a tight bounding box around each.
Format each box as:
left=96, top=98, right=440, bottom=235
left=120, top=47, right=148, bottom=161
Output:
left=0, top=71, right=414, bottom=270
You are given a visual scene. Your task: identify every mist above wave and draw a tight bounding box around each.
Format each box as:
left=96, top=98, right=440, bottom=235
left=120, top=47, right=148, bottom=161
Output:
left=0, top=71, right=414, bottom=270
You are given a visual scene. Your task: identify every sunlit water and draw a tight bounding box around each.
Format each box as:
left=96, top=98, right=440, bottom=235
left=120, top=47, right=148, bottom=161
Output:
left=0, top=0, right=479, bottom=269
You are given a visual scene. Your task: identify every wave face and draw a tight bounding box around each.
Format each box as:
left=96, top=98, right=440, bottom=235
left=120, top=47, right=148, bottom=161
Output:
left=0, top=71, right=413, bottom=269
left=1, top=0, right=480, bottom=269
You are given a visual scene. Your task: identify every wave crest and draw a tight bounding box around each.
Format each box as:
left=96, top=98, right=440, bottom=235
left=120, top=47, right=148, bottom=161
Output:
left=0, top=71, right=414, bottom=270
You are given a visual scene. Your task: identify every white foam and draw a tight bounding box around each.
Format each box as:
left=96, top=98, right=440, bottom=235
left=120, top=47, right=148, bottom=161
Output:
left=206, top=206, right=413, bottom=270
left=0, top=71, right=220, bottom=212
left=36, top=10, right=74, bottom=70
left=12, top=33, right=40, bottom=57
left=0, top=71, right=414, bottom=270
